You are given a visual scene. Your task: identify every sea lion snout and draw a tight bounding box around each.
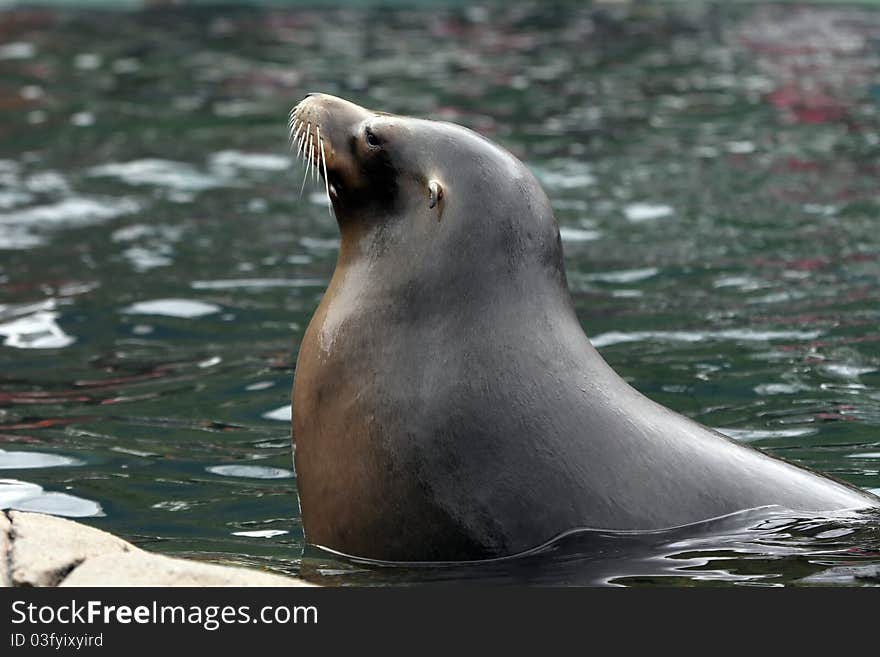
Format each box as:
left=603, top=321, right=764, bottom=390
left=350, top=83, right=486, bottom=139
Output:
left=294, top=92, right=374, bottom=145
left=289, top=93, right=400, bottom=217
left=290, top=94, right=365, bottom=190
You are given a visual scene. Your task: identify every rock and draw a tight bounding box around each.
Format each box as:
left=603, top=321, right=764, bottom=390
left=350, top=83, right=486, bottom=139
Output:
left=3, top=511, right=313, bottom=587
left=8, top=511, right=135, bottom=587
left=799, top=564, right=880, bottom=586
left=61, top=551, right=310, bottom=587
left=0, top=512, right=11, bottom=587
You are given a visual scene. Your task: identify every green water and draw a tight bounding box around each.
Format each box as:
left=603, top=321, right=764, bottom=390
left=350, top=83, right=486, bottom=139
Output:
left=1, top=2, right=879, bottom=585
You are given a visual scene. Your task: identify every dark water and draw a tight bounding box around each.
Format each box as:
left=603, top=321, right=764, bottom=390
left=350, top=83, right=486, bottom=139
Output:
left=1, top=2, right=880, bottom=586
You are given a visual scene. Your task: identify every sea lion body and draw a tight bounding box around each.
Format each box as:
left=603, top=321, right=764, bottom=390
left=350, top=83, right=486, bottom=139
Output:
left=289, top=94, right=877, bottom=562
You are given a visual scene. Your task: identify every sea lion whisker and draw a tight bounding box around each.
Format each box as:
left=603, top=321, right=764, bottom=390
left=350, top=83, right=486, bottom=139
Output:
left=313, top=138, right=319, bottom=183
left=290, top=120, right=303, bottom=147
left=318, top=129, right=331, bottom=215
left=311, top=134, right=319, bottom=184
left=300, top=133, right=313, bottom=197
left=287, top=108, right=301, bottom=139
left=296, top=130, right=307, bottom=165
left=304, top=126, right=312, bottom=160
left=299, top=161, right=310, bottom=197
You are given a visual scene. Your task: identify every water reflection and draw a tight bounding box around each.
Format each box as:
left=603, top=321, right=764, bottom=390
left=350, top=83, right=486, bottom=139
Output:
left=0, top=479, right=103, bottom=518
left=0, top=196, right=139, bottom=249
left=303, top=507, right=880, bottom=587
left=206, top=464, right=294, bottom=480
left=122, top=298, right=222, bottom=318
left=0, top=449, right=81, bottom=469
left=0, top=305, right=75, bottom=349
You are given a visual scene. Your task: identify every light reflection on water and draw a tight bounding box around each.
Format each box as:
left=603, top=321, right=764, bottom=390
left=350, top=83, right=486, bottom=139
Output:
left=1, top=478, right=103, bottom=518
left=1, top=2, right=880, bottom=585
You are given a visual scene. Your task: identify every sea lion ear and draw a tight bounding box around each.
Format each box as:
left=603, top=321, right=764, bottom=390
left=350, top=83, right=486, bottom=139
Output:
left=428, top=179, right=444, bottom=212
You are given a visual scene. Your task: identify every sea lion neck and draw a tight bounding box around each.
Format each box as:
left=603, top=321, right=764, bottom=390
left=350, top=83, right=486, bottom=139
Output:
left=324, top=223, right=579, bottom=342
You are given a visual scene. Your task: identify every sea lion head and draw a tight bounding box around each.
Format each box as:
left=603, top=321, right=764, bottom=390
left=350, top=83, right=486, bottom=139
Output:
left=289, top=93, right=568, bottom=300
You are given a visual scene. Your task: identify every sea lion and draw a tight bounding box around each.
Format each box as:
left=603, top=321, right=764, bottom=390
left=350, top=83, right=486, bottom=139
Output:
left=288, top=93, right=878, bottom=562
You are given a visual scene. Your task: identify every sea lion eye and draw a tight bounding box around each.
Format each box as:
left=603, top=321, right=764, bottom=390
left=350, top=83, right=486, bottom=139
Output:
left=365, top=128, right=380, bottom=148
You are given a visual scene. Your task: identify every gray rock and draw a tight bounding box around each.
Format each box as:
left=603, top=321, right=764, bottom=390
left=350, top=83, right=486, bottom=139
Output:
left=61, top=551, right=310, bottom=587
left=4, top=511, right=313, bottom=587
left=0, top=512, right=11, bottom=587
left=8, top=511, right=135, bottom=587
left=799, top=564, right=880, bottom=586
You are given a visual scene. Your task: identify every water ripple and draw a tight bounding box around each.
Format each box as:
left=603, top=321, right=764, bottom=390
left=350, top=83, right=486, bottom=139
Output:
left=592, top=329, right=822, bottom=349
left=0, top=308, right=75, bottom=349
left=88, top=159, right=226, bottom=191
left=207, top=465, right=293, bottom=480
left=0, top=479, right=103, bottom=518
left=122, top=298, right=221, bottom=318
left=0, top=449, right=82, bottom=469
